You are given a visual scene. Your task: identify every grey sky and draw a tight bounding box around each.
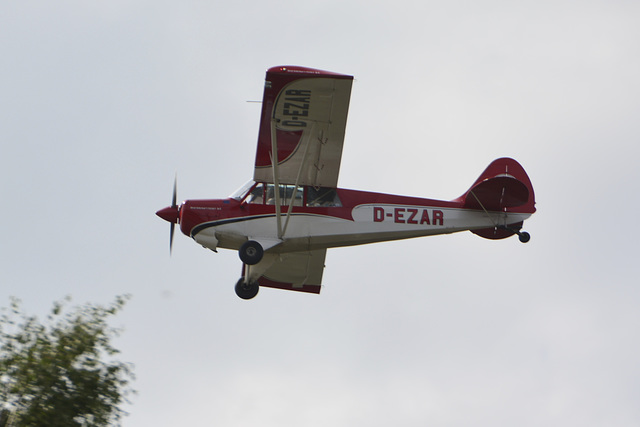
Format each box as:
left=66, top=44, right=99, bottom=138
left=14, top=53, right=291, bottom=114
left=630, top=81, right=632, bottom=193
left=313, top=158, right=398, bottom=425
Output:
left=2, top=1, right=640, bottom=426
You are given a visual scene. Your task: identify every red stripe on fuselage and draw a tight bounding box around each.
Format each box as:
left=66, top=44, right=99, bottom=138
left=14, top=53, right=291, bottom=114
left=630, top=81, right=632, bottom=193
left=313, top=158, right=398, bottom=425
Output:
left=179, top=187, right=464, bottom=238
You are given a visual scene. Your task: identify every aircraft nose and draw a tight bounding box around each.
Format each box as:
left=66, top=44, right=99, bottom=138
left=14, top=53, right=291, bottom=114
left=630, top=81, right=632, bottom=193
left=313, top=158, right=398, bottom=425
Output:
left=156, top=206, right=179, bottom=223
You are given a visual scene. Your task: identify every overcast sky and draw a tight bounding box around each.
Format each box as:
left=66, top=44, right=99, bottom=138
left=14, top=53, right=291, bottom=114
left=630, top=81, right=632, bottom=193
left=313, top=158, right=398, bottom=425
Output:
left=2, top=1, right=640, bottom=426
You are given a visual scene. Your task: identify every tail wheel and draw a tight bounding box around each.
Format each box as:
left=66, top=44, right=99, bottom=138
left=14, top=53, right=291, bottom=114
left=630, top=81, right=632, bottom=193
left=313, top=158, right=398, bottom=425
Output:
left=518, top=231, right=531, bottom=243
left=239, top=240, right=264, bottom=265
left=235, top=278, right=259, bottom=300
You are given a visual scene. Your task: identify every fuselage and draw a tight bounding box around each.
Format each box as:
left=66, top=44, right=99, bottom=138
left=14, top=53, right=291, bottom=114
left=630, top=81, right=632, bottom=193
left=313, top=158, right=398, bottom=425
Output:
left=173, top=182, right=532, bottom=254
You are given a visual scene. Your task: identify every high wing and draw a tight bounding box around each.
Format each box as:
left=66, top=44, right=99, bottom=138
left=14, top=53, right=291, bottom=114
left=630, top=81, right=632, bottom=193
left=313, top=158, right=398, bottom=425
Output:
left=256, top=249, right=327, bottom=294
left=253, top=66, right=353, bottom=189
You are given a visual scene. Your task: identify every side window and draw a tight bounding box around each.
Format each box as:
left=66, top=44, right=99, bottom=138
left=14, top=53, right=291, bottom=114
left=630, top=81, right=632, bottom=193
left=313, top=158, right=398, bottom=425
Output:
left=286, top=185, right=304, bottom=206
left=265, top=184, right=303, bottom=206
left=306, top=187, right=342, bottom=207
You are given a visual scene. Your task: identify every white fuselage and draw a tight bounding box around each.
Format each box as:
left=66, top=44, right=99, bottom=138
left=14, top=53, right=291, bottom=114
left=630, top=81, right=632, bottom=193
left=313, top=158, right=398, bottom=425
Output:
left=191, top=203, right=531, bottom=254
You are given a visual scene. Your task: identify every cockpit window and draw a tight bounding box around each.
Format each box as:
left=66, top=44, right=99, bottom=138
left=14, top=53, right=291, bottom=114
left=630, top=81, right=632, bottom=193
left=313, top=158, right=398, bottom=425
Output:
left=229, top=180, right=255, bottom=201
left=233, top=182, right=305, bottom=206
left=231, top=182, right=341, bottom=207
left=306, top=187, right=342, bottom=207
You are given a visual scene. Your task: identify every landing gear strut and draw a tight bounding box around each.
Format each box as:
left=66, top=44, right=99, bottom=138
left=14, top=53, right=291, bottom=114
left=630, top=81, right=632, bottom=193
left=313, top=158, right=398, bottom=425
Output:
left=239, top=240, right=264, bottom=265
left=235, top=277, right=259, bottom=300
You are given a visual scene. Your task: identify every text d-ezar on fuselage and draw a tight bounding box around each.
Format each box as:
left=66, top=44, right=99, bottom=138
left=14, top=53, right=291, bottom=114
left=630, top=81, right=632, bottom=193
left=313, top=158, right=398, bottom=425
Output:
left=156, top=66, right=536, bottom=300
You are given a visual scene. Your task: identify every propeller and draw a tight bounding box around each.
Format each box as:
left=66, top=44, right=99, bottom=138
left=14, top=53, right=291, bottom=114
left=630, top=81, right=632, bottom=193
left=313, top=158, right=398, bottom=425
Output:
left=170, top=176, right=177, bottom=253
left=156, top=175, right=180, bottom=254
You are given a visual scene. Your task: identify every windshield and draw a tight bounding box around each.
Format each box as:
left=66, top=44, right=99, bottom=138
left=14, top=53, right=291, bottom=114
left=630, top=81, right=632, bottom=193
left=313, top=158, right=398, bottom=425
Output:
left=229, top=180, right=256, bottom=201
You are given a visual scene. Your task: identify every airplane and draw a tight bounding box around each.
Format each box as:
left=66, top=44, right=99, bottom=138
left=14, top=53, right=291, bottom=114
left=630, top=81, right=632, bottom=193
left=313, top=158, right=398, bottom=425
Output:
left=156, top=65, right=536, bottom=300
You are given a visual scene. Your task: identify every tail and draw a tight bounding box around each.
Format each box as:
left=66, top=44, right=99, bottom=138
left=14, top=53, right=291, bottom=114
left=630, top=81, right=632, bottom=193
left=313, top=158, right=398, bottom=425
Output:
left=455, top=157, right=536, bottom=240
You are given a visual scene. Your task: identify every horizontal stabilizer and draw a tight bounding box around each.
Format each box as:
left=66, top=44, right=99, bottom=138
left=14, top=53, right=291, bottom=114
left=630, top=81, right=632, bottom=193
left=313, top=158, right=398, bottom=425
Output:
left=471, top=221, right=523, bottom=240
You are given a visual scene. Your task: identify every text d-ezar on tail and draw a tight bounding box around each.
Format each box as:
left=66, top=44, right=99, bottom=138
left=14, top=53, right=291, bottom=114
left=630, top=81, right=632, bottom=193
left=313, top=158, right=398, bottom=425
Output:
left=156, top=66, right=536, bottom=300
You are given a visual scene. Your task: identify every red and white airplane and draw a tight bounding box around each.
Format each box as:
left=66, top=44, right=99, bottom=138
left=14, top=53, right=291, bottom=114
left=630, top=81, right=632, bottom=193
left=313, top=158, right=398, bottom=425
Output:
left=157, top=66, right=536, bottom=300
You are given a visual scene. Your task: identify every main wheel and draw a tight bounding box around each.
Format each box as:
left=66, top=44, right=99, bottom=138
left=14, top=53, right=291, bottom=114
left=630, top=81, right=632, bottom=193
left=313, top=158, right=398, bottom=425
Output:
left=239, top=240, right=264, bottom=265
left=235, top=278, right=259, bottom=300
left=518, top=231, right=531, bottom=243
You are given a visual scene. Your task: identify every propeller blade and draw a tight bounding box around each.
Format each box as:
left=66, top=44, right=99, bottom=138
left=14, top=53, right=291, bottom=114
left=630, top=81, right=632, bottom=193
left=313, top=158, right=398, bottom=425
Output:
left=171, top=175, right=177, bottom=208
left=170, top=222, right=175, bottom=254
left=169, top=174, right=178, bottom=254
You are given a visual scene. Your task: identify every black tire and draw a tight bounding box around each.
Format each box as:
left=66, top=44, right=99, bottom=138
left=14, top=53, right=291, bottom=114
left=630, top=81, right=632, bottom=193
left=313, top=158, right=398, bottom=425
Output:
left=518, top=232, right=531, bottom=243
left=235, top=278, right=259, bottom=300
left=239, top=240, right=264, bottom=265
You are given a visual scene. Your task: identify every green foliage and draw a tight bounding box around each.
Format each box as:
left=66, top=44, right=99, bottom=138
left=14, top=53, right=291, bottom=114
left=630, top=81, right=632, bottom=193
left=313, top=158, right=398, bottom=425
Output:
left=0, top=296, right=134, bottom=427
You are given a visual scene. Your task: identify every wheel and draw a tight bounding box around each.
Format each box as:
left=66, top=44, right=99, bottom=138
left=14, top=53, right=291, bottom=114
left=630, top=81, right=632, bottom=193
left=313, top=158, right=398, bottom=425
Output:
left=235, top=278, right=259, bottom=300
left=518, top=231, right=531, bottom=243
left=239, top=240, right=264, bottom=265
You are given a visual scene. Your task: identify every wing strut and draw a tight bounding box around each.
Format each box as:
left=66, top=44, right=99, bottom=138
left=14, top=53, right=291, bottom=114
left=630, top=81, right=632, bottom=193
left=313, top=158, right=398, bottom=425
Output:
left=270, top=119, right=283, bottom=239
left=281, top=124, right=316, bottom=238
left=270, top=120, right=318, bottom=240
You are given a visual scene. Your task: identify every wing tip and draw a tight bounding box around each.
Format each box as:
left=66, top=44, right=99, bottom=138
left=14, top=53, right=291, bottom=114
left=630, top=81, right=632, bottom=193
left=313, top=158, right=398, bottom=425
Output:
left=258, top=276, right=322, bottom=294
left=267, top=65, right=353, bottom=79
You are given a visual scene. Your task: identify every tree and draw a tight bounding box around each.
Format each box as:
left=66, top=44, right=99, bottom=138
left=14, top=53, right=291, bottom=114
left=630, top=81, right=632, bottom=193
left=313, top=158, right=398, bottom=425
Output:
left=0, top=295, right=134, bottom=427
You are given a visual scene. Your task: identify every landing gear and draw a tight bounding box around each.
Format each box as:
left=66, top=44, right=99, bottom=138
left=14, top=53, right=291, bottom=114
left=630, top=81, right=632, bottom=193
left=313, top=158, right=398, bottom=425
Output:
left=239, top=240, right=264, bottom=265
left=235, top=277, right=259, bottom=300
